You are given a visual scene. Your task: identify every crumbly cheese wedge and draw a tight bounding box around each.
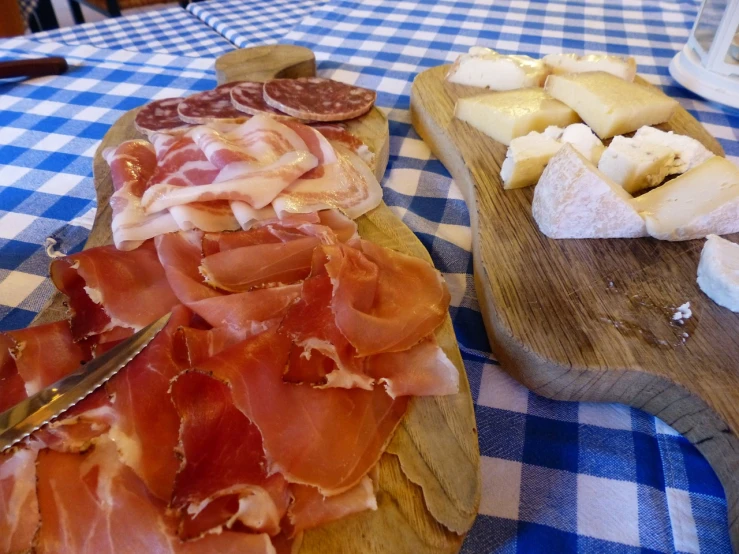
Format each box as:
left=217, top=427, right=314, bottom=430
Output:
left=455, top=88, right=580, bottom=145
left=598, top=136, right=675, bottom=193
left=697, top=235, right=739, bottom=312
left=447, top=47, right=549, bottom=90
left=560, top=123, right=604, bottom=164
left=543, top=53, right=637, bottom=82
left=532, top=144, right=647, bottom=239
left=633, top=126, right=714, bottom=174
left=634, top=157, right=739, bottom=241
left=500, top=131, right=563, bottom=189
left=544, top=72, right=679, bottom=139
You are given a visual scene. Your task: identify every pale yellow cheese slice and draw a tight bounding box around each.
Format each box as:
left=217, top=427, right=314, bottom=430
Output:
left=454, top=88, right=580, bottom=146
left=544, top=72, right=678, bottom=139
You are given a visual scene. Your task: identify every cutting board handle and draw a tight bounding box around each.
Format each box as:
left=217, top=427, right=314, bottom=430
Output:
left=215, top=44, right=316, bottom=84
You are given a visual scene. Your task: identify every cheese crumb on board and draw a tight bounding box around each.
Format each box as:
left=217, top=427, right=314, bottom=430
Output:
left=447, top=47, right=549, bottom=90
left=634, top=156, right=739, bottom=241
left=671, top=302, right=692, bottom=322
left=633, top=126, right=715, bottom=174
left=532, top=143, right=647, bottom=239
left=543, top=53, right=637, bottom=82
left=454, top=88, right=580, bottom=146
left=697, top=235, right=739, bottom=312
left=598, top=136, right=675, bottom=193
left=544, top=72, right=679, bottom=139
left=500, top=124, right=603, bottom=189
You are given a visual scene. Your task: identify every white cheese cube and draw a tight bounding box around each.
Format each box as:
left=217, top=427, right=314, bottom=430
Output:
left=560, top=123, right=604, bottom=164
left=500, top=132, right=563, bottom=189
left=597, top=136, right=675, bottom=193
left=447, top=47, right=550, bottom=91
left=697, top=234, right=739, bottom=312
left=532, top=144, right=647, bottom=239
left=454, top=88, right=580, bottom=146
left=634, top=157, right=739, bottom=241
left=633, top=126, right=715, bottom=174
left=544, top=72, right=679, bottom=139
left=543, top=53, right=637, bottom=82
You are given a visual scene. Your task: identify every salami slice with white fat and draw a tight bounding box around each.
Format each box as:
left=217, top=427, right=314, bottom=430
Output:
left=230, top=81, right=292, bottom=118
left=134, top=97, right=192, bottom=136
left=178, top=83, right=249, bottom=124
left=263, top=77, right=376, bottom=122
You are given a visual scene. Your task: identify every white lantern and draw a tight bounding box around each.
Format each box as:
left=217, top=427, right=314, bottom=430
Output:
left=670, top=0, right=739, bottom=108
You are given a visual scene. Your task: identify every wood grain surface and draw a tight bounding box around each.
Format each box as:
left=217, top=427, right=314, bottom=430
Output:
left=35, top=49, right=481, bottom=553
left=411, top=63, right=739, bottom=551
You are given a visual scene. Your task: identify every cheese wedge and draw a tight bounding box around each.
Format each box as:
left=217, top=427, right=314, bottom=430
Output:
left=560, top=123, right=604, bottom=165
left=633, top=126, right=714, bottom=174
left=447, top=47, right=549, bottom=90
left=598, top=136, right=675, bottom=193
left=455, top=88, right=580, bottom=145
left=544, top=72, right=679, bottom=139
left=532, top=144, right=647, bottom=239
left=634, top=157, right=739, bottom=241
left=543, top=53, right=637, bottom=82
left=697, top=235, right=739, bottom=312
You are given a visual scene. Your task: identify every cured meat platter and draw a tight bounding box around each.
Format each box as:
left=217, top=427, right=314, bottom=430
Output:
left=410, top=63, right=739, bottom=547
left=33, top=46, right=480, bottom=553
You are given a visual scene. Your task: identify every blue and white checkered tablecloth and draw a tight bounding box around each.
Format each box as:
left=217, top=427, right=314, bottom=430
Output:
left=187, top=0, right=327, bottom=48
left=31, top=7, right=235, bottom=58
left=0, top=0, right=736, bottom=551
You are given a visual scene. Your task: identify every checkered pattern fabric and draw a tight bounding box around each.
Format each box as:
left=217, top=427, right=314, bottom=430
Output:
left=32, top=7, right=235, bottom=58
left=188, top=0, right=327, bottom=48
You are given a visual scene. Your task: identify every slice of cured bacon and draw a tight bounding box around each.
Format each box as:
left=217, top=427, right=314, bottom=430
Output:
left=0, top=448, right=38, bottom=554
left=178, top=83, right=249, bottom=125
left=142, top=151, right=319, bottom=213
left=134, top=97, right=192, bottom=136
left=324, top=240, right=450, bottom=355
left=51, top=241, right=179, bottom=338
left=200, top=236, right=320, bottom=292
left=35, top=437, right=275, bottom=554
left=202, top=329, right=408, bottom=495
left=263, top=78, right=376, bottom=122
left=105, top=305, right=192, bottom=501
left=105, top=139, right=179, bottom=251
left=170, top=371, right=290, bottom=538
left=311, top=123, right=373, bottom=167
left=155, top=231, right=223, bottom=305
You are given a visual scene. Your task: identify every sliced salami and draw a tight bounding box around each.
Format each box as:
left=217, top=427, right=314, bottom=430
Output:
left=178, top=82, right=250, bottom=124
left=230, top=81, right=291, bottom=118
left=263, top=77, right=376, bottom=122
left=134, top=97, right=192, bottom=136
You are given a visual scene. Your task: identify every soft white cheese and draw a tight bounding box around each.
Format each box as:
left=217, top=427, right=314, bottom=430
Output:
left=633, top=126, right=715, bottom=174
left=560, top=123, right=604, bottom=164
left=634, top=156, right=739, bottom=240
left=544, top=72, right=679, bottom=139
left=697, top=234, right=739, bottom=312
left=543, top=53, right=637, bottom=82
left=447, top=46, right=550, bottom=90
left=500, top=131, right=563, bottom=189
left=597, top=136, right=675, bottom=193
left=532, top=143, right=647, bottom=239
left=454, top=88, right=580, bottom=145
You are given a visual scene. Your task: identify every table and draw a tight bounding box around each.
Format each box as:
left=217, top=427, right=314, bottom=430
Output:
left=0, top=1, right=735, bottom=552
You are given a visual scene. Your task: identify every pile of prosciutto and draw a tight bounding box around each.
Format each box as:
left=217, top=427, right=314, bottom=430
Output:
left=0, top=79, right=460, bottom=554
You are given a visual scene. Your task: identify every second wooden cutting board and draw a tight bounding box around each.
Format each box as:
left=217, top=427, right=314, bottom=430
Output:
left=411, top=64, right=739, bottom=551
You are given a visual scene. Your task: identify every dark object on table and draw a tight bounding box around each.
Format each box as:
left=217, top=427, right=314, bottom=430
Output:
left=0, top=57, right=68, bottom=80
left=1, top=0, right=26, bottom=36
left=67, top=0, right=200, bottom=24
left=27, top=0, right=60, bottom=32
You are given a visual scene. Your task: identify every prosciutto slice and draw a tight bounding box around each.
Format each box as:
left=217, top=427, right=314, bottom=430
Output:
left=35, top=438, right=275, bottom=554
left=155, top=231, right=223, bottom=304
left=51, top=241, right=178, bottom=338
left=174, top=326, right=250, bottom=367
left=170, top=371, right=290, bottom=538
left=0, top=334, right=26, bottom=413
left=0, top=448, right=38, bottom=554
left=202, top=329, right=408, bottom=495
left=105, top=139, right=179, bottom=251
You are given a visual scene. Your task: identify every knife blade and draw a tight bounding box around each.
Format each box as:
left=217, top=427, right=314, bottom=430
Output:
left=0, top=312, right=170, bottom=453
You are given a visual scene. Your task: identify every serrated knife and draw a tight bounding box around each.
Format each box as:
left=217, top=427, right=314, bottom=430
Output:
left=0, top=312, right=170, bottom=453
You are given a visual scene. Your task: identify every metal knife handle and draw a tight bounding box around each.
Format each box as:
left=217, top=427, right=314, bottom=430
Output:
left=0, top=312, right=170, bottom=452
left=0, top=57, right=68, bottom=80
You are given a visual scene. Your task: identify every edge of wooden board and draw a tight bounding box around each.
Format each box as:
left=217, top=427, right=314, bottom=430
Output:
left=410, top=63, right=739, bottom=551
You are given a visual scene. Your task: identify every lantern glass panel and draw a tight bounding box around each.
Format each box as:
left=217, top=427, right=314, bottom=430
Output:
left=694, top=0, right=728, bottom=54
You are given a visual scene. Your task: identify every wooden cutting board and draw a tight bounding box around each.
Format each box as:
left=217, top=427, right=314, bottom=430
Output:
left=411, top=64, right=739, bottom=551
left=34, top=46, right=480, bottom=553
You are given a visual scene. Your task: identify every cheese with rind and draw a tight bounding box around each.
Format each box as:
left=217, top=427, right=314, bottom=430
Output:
left=633, top=126, right=715, bottom=174
left=454, top=88, right=580, bottom=146
left=544, top=72, right=679, bottom=139
left=634, top=157, right=739, bottom=241
left=532, top=144, right=647, bottom=239
left=543, top=53, right=637, bottom=82
left=697, top=234, right=739, bottom=312
left=598, top=136, right=675, bottom=193
left=447, top=47, right=549, bottom=90
left=560, top=123, right=604, bottom=165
